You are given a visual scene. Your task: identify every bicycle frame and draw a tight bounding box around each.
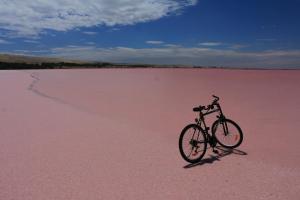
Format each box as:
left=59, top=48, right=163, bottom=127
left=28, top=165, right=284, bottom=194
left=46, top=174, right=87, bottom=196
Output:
left=195, top=102, right=229, bottom=138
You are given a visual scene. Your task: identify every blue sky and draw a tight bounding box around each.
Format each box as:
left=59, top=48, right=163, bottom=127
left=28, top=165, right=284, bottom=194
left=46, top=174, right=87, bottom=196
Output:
left=0, top=0, right=300, bottom=68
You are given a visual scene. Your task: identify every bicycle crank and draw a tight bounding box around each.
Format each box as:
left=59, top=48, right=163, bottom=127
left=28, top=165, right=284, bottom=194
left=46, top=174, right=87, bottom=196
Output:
left=209, top=136, right=217, bottom=148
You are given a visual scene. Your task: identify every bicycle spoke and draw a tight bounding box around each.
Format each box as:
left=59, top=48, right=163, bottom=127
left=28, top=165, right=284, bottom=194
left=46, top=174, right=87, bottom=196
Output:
left=187, top=145, right=194, bottom=158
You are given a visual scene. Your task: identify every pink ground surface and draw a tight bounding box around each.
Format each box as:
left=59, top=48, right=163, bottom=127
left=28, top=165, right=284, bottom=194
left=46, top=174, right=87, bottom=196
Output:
left=0, top=69, right=300, bottom=199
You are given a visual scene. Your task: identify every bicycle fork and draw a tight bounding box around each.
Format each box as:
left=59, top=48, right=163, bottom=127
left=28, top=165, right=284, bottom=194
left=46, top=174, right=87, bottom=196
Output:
left=218, top=114, right=229, bottom=136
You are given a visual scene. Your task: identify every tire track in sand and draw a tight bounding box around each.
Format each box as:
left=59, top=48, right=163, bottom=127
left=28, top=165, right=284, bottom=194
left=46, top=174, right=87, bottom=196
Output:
left=27, top=72, right=98, bottom=115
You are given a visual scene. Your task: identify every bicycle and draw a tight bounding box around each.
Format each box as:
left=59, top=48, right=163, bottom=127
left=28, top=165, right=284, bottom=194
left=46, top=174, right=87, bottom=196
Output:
left=179, top=95, right=243, bottom=163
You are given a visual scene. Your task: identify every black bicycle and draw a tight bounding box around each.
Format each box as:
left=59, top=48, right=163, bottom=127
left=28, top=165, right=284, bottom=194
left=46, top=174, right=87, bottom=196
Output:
left=179, top=95, right=243, bottom=163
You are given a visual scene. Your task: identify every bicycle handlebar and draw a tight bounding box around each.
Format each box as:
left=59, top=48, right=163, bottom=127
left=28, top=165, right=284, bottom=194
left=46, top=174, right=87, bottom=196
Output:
left=193, top=95, right=220, bottom=112
left=212, top=95, right=219, bottom=103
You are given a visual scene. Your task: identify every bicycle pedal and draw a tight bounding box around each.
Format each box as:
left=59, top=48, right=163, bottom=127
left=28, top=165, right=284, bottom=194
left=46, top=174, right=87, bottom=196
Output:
left=212, top=149, right=219, bottom=154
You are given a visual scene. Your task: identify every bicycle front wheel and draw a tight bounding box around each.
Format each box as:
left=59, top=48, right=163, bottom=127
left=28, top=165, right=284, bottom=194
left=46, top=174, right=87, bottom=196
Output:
left=212, top=119, right=243, bottom=148
left=179, top=124, right=207, bottom=163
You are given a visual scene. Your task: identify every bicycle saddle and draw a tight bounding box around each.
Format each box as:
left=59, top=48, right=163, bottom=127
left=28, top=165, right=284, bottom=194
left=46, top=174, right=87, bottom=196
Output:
left=193, top=106, right=205, bottom=112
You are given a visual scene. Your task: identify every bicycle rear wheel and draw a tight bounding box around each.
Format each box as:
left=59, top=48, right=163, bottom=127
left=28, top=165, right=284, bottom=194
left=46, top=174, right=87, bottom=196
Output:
left=212, top=119, right=243, bottom=148
left=179, top=124, right=207, bottom=163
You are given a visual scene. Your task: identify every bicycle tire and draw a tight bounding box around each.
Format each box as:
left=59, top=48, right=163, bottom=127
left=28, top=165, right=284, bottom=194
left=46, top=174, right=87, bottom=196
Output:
left=212, top=119, right=243, bottom=148
left=179, top=124, right=207, bottom=163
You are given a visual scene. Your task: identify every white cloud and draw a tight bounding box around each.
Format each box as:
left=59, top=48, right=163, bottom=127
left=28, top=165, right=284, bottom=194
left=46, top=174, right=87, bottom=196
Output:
left=0, top=38, right=10, bottom=44
left=24, top=39, right=40, bottom=44
left=14, top=49, right=49, bottom=53
left=146, top=40, right=164, bottom=45
left=48, top=45, right=300, bottom=68
left=0, top=0, right=198, bottom=37
left=83, top=31, right=98, bottom=35
left=164, top=44, right=181, bottom=48
left=111, top=28, right=121, bottom=31
left=199, top=42, right=223, bottom=46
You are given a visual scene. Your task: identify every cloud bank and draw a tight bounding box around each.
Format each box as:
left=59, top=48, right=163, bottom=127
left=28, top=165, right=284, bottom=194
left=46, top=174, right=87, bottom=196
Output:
left=0, top=0, right=197, bottom=37
left=48, top=46, right=300, bottom=68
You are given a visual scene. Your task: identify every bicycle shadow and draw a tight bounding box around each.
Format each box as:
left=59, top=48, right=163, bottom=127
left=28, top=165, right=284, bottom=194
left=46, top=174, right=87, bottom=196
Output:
left=183, top=146, right=247, bottom=169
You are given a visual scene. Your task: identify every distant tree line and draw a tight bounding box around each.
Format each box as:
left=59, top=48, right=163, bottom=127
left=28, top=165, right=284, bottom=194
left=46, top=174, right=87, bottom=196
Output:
left=0, top=61, right=199, bottom=69
left=0, top=62, right=116, bottom=70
